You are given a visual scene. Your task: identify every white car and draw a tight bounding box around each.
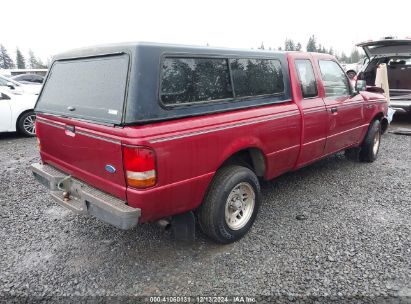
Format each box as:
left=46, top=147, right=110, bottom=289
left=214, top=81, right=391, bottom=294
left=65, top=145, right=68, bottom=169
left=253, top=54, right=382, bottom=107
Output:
left=0, top=88, right=38, bottom=136
left=0, top=75, right=42, bottom=95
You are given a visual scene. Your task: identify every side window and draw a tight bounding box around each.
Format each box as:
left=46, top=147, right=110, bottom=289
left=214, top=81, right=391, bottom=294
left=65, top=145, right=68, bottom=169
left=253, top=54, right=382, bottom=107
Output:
left=230, top=59, right=284, bottom=97
left=295, top=59, right=318, bottom=98
left=160, top=57, right=233, bottom=105
left=319, top=60, right=350, bottom=97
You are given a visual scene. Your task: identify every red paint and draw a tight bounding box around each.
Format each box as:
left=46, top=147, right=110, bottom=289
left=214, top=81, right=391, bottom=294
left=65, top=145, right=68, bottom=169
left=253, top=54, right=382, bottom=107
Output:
left=35, top=52, right=388, bottom=223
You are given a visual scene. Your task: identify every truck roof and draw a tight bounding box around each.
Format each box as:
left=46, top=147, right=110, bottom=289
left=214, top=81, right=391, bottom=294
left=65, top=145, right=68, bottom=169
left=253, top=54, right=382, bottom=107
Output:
left=53, top=41, right=286, bottom=61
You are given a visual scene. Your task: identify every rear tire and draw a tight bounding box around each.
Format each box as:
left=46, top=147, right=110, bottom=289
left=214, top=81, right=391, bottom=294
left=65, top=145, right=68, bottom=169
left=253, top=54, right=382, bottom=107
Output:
left=197, top=165, right=261, bottom=244
left=359, top=120, right=381, bottom=162
left=17, top=111, right=36, bottom=137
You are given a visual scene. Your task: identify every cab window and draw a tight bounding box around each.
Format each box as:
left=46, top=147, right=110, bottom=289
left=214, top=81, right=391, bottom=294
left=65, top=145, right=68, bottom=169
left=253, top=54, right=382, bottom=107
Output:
left=295, top=59, right=318, bottom=98
left=319, top=60, right=350, bottom=97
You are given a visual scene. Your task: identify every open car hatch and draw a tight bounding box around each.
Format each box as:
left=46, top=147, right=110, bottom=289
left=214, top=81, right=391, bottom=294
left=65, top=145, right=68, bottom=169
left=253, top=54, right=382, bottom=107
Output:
left=357, top=39, right=411, bottom=58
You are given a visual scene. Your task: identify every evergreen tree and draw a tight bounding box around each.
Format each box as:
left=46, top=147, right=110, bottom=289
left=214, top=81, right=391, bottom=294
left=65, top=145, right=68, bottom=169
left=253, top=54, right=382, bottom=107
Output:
left=306, top=35, right=317, bottom=52
left=340, top=52, right=348, bottom=63
left=16, top=47, right=26, bottom=69
left=349, top=48, right=361, bottom=63
left=296, top=42, right=302, bottom=51
left=285, top=38, right=296, bottom=51
left=36, top=58, right=47, bottom=69
left=0, top=45, right=15, bottom=69
left=28, top=49, right=39, bottom=68
left=258, top=42, right=265, bottom=50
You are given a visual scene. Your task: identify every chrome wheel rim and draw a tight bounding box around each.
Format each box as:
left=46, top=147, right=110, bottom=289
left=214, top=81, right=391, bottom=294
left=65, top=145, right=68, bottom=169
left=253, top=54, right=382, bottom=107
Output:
left=372, top=130, right=380, bottom=156
left=23, top=114, right=36, bottom=135
left=225, top=182, right=255, bottom=230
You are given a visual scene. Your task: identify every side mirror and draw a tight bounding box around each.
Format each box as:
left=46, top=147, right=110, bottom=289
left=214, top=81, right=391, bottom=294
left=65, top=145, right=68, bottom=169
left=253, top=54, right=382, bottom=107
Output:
left=6, top=82, right=15, bottom=90
left=355, top=80, right=367, bottom=92
left=0, top=93, right=11, bottom=100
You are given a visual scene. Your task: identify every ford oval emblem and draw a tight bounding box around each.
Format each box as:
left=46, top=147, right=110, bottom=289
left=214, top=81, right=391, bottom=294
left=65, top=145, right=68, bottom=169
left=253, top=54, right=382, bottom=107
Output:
left=105, top=164, right=116, bottom=173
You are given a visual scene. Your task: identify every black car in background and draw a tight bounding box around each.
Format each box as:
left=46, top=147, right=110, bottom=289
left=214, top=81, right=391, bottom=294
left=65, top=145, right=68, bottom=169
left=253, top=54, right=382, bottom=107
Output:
left=11, top=73, right=44, bottom=84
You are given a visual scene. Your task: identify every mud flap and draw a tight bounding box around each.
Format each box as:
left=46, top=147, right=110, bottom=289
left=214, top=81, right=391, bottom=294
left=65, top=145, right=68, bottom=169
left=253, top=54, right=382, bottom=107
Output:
left=171, top=211, right=195, bottom=243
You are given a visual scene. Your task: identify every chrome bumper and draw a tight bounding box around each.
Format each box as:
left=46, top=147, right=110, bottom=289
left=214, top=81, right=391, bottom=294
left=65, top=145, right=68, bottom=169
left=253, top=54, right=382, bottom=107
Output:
left=31, top=163, right=140, bottom=230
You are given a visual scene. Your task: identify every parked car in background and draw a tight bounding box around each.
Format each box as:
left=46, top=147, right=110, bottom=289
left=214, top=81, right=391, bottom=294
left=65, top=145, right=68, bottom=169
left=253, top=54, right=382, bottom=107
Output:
left=11, top=73, right=44, bottom=84
left=341, top=62, right=363, bottom=80
left=357, top=38, right=411, bottom=115
left=0, top=75, right=42, bottom=95
left=0, top=88, right=37, bottom=136
left=31, top=42, right=388, bottom=244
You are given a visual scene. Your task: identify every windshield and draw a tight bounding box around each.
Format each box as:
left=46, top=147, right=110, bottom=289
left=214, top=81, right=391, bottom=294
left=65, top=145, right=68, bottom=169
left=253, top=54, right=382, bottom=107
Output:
left=35, top=54, right=129, bottom=124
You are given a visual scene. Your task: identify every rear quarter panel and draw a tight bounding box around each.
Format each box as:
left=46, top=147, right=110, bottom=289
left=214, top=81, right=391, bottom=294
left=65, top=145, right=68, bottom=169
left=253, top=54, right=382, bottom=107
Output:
left=124, top=103, right=301, bottom=222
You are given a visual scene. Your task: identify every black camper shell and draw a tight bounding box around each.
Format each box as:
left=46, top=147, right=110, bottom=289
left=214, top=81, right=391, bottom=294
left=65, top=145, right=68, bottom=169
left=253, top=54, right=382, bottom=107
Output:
left=36, top=42, right=291, bottom=125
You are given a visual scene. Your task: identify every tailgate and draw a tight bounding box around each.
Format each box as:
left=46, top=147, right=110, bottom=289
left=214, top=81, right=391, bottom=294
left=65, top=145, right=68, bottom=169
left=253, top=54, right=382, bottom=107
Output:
left=36, top=116, right=127, bottom=200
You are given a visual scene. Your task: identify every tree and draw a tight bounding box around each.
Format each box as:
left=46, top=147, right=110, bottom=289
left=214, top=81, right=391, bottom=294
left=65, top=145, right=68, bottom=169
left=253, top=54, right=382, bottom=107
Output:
left=16, top=47, right=26, bottom=69
left=284, top=38, right=296, bottom=51
left=0, top=45, right=15, bottom=69
left=258, top=42, right=265, bottom=50
left=349, top=48, right=361, bottom=63
left=28, top=50, right=39, bottom=68
left=306, top=35, right=317, bottom=52
left=296, top=42, right=302, bottom=51
left=27, top=49, right=47, bottom=69
left=339, top=52, right=348, bottom=63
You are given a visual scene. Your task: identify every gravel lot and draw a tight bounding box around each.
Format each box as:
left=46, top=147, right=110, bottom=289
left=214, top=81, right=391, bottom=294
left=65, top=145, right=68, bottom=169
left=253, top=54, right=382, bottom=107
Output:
left=0, top=114, right=410, bottom=302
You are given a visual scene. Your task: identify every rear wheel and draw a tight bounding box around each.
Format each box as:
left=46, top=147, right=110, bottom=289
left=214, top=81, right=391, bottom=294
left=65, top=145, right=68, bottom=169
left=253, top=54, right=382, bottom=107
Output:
left=17, top=111, right=36, bottom=137
left=197, top=165, right=261, bottom=244
left=359, top=120, right=381, bottom=162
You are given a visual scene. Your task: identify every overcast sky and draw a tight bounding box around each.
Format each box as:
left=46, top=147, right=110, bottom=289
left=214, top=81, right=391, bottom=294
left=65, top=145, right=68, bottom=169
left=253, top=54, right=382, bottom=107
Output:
left=2, top=0, right=409, bottom=62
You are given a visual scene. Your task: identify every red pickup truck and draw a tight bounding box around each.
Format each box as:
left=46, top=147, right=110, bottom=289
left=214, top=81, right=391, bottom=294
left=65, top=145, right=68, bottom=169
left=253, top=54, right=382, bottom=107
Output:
left=31, top=42, right=388, bottom=244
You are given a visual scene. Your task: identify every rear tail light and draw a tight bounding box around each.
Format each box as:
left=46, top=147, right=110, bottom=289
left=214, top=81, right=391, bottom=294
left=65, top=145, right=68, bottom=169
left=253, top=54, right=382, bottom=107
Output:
left=122, top=146, right=156, bottom=189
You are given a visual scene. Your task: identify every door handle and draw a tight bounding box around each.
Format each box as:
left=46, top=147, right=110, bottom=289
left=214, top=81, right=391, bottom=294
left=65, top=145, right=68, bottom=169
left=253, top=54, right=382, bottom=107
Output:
left=330, top=107, right=338, bottom=114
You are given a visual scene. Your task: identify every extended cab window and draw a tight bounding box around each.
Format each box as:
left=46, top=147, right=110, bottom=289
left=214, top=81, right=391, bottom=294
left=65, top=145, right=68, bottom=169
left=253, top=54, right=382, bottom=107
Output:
left=295, top=59, right=318, bottom=98
left=160, top=57, right=233, bottom=105
left=230, top=59, right=284, bottom=97
left=319, top=60, right=350, bottom=97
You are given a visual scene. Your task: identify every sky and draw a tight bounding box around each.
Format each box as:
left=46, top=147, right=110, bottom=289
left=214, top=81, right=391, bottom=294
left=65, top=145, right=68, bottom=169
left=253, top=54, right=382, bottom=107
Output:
left=1, top=0, right=410, bottom=62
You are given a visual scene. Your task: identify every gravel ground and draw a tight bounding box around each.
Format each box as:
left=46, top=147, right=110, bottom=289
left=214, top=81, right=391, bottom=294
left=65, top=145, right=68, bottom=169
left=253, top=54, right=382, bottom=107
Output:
left=0, top=115, right=410, bottom=303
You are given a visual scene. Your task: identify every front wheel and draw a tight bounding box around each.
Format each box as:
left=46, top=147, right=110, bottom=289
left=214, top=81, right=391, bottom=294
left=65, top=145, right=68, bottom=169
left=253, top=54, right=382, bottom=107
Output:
left=359, top=119, right=381, bottom=162
left=17, top=111, right=36, bottom=137
left=197, top=165, right=261, bottom=244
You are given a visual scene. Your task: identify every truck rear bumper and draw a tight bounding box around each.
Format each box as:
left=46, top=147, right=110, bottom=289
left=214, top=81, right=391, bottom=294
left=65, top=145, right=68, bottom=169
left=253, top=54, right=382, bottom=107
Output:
left=31, top=163, right=140, bottom=230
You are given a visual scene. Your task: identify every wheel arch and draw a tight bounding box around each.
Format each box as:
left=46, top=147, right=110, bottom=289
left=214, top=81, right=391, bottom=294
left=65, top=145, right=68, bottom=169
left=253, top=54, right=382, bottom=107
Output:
left=217, top=147, right=267, bottom=178
left=373, top=112, right=388, bottom=134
